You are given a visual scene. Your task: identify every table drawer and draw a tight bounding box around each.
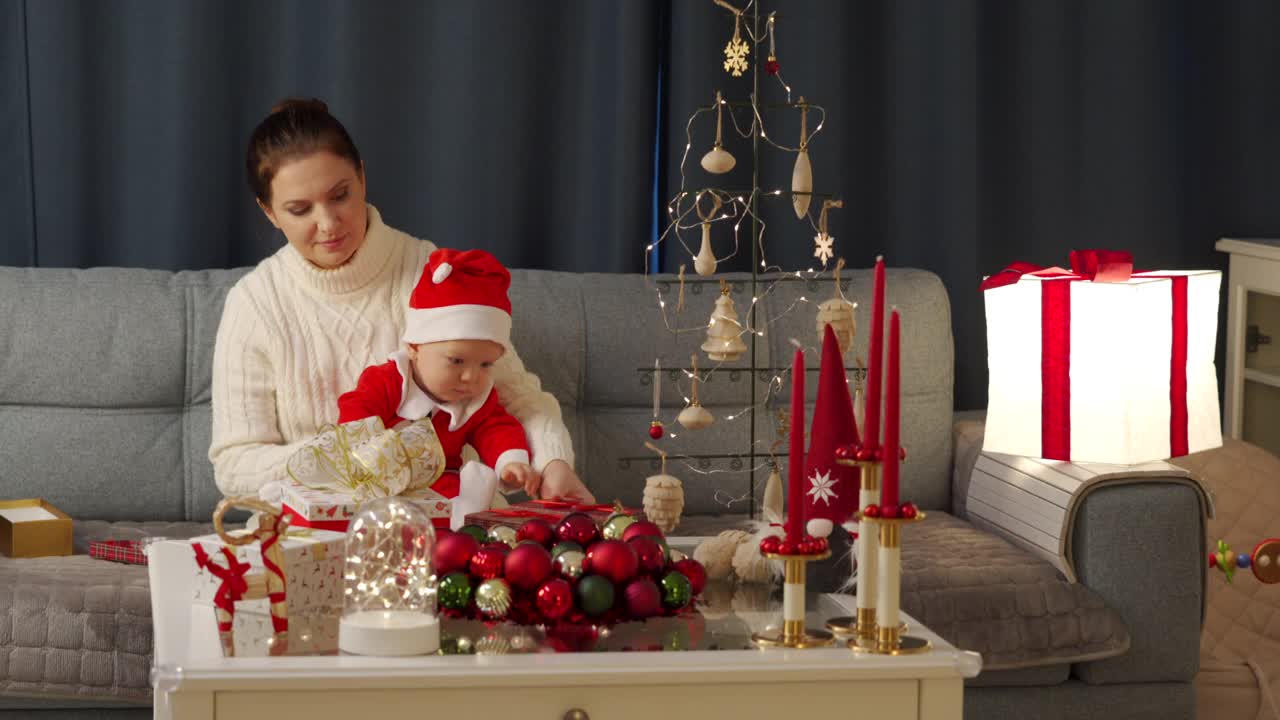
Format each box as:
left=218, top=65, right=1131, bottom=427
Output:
left=216, top=680, right=920, bottom=720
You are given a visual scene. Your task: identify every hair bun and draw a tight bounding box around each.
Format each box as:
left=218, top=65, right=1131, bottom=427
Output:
left=270, top=97, right=329, bottom=116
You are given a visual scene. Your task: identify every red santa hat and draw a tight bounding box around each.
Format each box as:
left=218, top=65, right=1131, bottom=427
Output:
left=803, top=324, right=862, bottom=524
left=402, top=248, right=513, bottom=348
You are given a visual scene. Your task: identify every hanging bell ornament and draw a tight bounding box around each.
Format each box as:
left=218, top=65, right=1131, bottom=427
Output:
left=701, top=91, right=736, bottom=174
left=761, top=462, right=784, bottom=523
left=792, top=97, right=813, bottom=220
left=701, top=281, right=747, bottom=362
left=677, top=353, right=714, bottom=430
left=816, top=254, right=856, bottom=358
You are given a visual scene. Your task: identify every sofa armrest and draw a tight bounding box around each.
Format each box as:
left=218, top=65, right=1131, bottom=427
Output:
left=1071, top=482, right=1204, bottom=684
left=950, top=416, right=1204, bottom=684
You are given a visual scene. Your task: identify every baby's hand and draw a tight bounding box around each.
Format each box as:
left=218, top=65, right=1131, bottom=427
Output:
left=501, top=462, right=542, bottom=497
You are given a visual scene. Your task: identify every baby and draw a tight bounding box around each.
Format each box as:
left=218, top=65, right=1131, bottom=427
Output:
left=337, top=248, right=540, bottom=524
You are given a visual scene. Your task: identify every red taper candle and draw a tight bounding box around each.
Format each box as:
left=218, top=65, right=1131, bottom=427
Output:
left=864, top=256, right=886, bottom=452
left=882, top=308, right=901, bottom=509
left=786, top=346, right=805, bottom=542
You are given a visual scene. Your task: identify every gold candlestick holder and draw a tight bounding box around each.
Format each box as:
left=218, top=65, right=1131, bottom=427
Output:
left=751, top=548, right=836, bottom=649
left=851, top=511, right=931, bottom=655
left=824, top=456, right=881, bottom=641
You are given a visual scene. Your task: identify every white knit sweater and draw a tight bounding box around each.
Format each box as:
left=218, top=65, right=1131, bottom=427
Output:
left=209, top=205, right=575, bottom=497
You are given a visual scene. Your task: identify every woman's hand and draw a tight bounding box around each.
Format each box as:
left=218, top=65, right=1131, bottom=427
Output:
left=539, top=460, right=595, bottom=503
left=500, top=462, right=542, bottom=497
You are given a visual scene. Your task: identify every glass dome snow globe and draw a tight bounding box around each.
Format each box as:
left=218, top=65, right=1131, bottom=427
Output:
left=338, top=497, right=439, bottom=655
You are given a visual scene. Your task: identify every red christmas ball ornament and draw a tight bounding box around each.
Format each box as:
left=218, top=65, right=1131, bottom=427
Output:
left=900, top=447, right=908, bottom=461
left=778, top=541, right=797, bottom=555
left=797, top=539, right=816, bottom=555
left=468, top=547, right=506, bottom=580
left=854, top=446, right=874, bottom=462
left=556, top=513, right=600, bottom=546
left=585, top=539, right=640, bottom=585
left=835, top=444, right=856, bottom=460
left=862, top=504, right=881, bottom=519
left=628, top=535, right=667, bottom=575
left=649, top=421, right=665, bottom=439
left=814, top=537, right=829, bottom=553
left=900, top=502, right=918, bottom=519
left=881, top=504, right=901, bottom=519
left=765, top=58, right=780, bottom=75
left=1208, top=552, right=1218, bottom=568
left=671, top=558, right=707, bottom=595
left=535, top=578, right=574, bottom=622
left=623, top=578, right=663, bottom=619
left=621, top=520, right=665, bottom=543
left=433, top=531, right=479, bottom=575
left=482, top=541, right=513, bottom=554
left=504, top=543, right=554, bottom=590
left=760, top=535, right=782, bottom=555
left=517, top=519, right=556, bottom=547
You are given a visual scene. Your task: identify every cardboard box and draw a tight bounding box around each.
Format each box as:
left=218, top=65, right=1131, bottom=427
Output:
left=0, top=499, right=72, bottom=558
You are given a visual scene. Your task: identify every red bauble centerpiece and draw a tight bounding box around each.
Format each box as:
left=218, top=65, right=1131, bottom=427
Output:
left=504, top=543, right=553, bottom=590
left=517, top=518, right=557, bottom=547
left=556, top=513, right=600, bottom=546
left=621, top=520, right=665, bottom=543
left=434, top=531, right=479, bottom=575
left=585, top=539, right=640, bottom=585
left=468, top=547, right=506, bottom=580
left=672, top=558, right=707, bottom=595
left=623, top=578, right=662, bottom=619
left=628, top=535, right=667, bottom=575
left=535, top=578, right=574, bottom=621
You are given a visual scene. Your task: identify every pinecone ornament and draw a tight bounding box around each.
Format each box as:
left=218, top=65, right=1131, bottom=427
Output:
left=642, top=473, right=685, bottom=533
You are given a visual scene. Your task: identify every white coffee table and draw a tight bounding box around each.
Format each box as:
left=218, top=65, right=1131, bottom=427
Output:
left=150, top=538, right=981, bottom=720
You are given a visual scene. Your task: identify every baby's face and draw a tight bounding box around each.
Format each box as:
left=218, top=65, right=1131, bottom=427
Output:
left=408, top=339, right=505, bottom=405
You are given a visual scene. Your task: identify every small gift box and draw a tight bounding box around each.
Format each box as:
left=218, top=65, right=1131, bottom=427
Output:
left=89, top=539, right=149, bottom=565
left=0, top=499, right=72, bottom=558
left=280, top=481, right=452, bottom=531
left=982, top=250, right=1222, bottom=464
left=465, top=499, right=642, bottom=530
left=190, top=527, right=345, bottom=617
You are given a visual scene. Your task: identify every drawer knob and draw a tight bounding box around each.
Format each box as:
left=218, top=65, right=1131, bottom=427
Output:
left=563, top=710, right=589, bottom=720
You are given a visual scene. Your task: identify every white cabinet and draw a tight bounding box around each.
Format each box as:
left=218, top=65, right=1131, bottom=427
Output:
left=1216, top=238, right=1280, bottom=457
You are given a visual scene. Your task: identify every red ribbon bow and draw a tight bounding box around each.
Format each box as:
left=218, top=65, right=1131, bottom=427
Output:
left=192, top=544, right=252, bottom=630
left=979, top=249, right=1134, bottom=291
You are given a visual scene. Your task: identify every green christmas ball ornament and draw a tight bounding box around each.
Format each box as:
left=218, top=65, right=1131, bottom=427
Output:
left=458, top=524, right=489, bottom=545
left=602, top=513, right=637, bottom=541
left=577, top=574, right=616, bottom=617
left=551, top=541, right=584, bottom=558
left=488, top=525, right=519, bottom=548
left=439, top=572, right=473, bottom=611
left=660, top=571, right=693, bottom=609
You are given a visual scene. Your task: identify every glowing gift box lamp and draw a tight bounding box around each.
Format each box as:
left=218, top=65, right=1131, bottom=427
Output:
left=981, top=250, right=1223, bottom=464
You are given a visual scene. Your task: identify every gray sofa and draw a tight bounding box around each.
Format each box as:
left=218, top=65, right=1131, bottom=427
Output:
left=0, top=265, right=1205, bottom=719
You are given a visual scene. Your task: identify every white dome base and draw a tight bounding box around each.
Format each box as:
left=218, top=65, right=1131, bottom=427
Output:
left=339, top=610, right=439, bottom=656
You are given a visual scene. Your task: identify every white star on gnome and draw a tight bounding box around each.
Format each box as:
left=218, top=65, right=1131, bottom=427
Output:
left=807, top=468, right=839, bottom=505
left=813, top=232, right=835, bottom=266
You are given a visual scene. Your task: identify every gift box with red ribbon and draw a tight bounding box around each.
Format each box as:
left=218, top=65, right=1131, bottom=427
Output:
left=981, top=250, right=1222, bottom=464
left=280, top=481, right=452, bottom=532
left=464, top=499, right=644, bottom=530
left=190, top=528, right=345, bottom=623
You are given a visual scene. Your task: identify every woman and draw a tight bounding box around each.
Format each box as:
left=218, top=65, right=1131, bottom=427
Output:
left=209, top=98, right=593, bottom=502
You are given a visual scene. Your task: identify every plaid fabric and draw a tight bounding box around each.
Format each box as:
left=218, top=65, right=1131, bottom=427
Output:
left=88, top=539, right=149, bottom=565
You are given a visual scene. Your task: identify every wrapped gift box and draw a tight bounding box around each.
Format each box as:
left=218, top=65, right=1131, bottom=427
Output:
left=983, top=261, right=1222, bottom=464
left=190, top=528, right=345, bottom=617
left=204, top=606, right=340, bottom=657
left=280, top=481, right=452, bottom=531
left=0, top=499, right=72, bottom=558
left=465, top=500, right=643, bottom=530
left=89, top=539, right=149, bottom=565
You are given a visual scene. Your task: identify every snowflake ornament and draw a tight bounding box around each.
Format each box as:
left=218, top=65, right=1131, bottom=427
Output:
left=724, top=37, right=750, bottom=77
left=813, top=232, right=835, bottom=266
left=807, top=469, right=838, bottom=505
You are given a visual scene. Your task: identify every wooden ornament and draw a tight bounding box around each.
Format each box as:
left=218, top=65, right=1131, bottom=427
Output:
left=792, top=97, right=813, bottom=219
left=701, top=91, right=737, bottom=174
left=701, top=281, right=748, bottom=362
left=642, top=442, right=684, bottom=533
left=677, top=354, right=715, bottom=430
left=693, top=192, right=722, bottom=277
left=761, top=463, right=784, bottom=524
left=816, top=256, right=856, bottom=357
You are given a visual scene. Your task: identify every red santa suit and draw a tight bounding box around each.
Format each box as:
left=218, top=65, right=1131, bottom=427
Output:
left=338, top=351, right=529, bottom=499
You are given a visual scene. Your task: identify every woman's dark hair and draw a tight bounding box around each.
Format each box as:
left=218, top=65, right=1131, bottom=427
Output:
left=245, top=98, right=362, bottom=205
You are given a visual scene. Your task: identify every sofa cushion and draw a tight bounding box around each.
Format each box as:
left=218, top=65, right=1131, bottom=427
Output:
left=0, top=521, right=216, bottom=705
left=902, top=512, right=1130, bottom=671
